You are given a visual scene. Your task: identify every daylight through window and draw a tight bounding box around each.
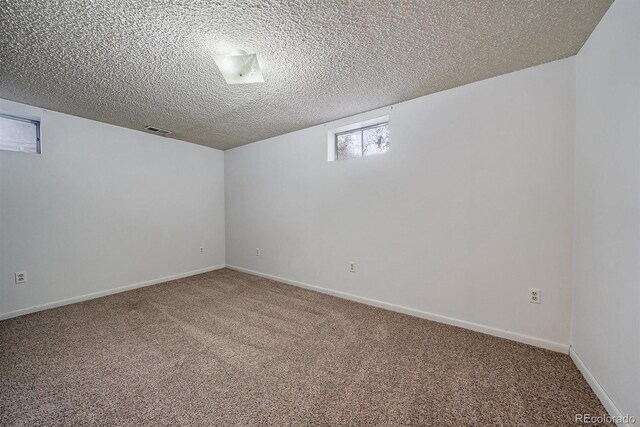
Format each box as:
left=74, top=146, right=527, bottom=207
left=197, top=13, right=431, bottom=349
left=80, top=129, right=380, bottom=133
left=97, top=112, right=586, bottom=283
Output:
left=0, top=113, right=41, bottom=154
left=335, top=123, right=389, bottom=160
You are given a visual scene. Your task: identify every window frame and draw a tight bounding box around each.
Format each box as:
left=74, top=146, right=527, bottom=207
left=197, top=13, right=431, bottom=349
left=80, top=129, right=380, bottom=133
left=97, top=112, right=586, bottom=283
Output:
left=334, top=121, right=389, bottom=161
left=0, top=112, right=42, bottom=154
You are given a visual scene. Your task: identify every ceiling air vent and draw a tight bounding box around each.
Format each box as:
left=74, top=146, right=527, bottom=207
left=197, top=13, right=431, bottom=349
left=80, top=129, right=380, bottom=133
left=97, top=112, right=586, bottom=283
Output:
left=144, top=125, right=173, bottom=136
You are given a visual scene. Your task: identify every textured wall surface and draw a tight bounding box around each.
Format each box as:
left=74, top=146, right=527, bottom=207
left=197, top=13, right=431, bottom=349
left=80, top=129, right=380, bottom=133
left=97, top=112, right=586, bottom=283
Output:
left=0, top=0, right=611, bottom=150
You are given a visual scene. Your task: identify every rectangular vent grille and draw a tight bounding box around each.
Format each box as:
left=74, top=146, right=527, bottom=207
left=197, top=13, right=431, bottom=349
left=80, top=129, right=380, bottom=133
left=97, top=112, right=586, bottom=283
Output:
left=145, top=125, right=173, bottom=136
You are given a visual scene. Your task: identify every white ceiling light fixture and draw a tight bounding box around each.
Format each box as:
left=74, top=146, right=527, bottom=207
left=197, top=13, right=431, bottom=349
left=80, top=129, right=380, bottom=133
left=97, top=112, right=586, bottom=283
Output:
left=213, top=49, right=264, bottom=85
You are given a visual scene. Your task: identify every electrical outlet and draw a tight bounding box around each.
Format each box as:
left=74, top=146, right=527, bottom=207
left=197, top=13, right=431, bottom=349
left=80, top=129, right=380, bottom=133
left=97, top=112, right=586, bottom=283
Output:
left=15, top=271, right=27, bottom=284
left=529, top=288, right=541, bottom=304
left=256, top=248, right=260, bottom=256
left=200, top=246, right=204, bottom=254
left=349, top=262, right=355, bottom=273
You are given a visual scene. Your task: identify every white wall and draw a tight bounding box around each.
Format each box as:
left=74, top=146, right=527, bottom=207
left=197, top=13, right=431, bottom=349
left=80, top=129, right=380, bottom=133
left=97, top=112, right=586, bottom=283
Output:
left=572, top=0, right=640, bottom=421
left=225, top=58, right=576, bottom=352
left=0, top=98, right=225, bottom=318
left=2, top=11, right=636, bottom=416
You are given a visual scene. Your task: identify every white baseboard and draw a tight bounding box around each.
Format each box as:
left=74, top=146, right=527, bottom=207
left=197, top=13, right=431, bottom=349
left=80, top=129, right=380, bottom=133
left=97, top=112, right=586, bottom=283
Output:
left=0, top=264, right=226, bottom=321
left=570, top=348, right=631, bottom=427
left=225, top=265, right=569, bottom=353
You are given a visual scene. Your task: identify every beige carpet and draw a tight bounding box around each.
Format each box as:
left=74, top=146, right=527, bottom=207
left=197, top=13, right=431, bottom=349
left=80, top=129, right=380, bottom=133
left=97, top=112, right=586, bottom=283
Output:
left=1, top=268, right=611, bottom=426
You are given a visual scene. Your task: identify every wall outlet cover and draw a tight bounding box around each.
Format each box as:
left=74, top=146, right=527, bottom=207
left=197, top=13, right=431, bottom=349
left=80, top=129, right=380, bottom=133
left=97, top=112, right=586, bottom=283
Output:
left=15, top=271, right=27, bottom=284
left=529, top=288, right=541, bottom=304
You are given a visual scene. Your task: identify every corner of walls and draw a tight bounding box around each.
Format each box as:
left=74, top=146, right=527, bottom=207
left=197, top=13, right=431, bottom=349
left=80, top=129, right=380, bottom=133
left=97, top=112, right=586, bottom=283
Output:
left=570, top=348, right=634, bottom=427
left=224, top=56, right=576, bottom=354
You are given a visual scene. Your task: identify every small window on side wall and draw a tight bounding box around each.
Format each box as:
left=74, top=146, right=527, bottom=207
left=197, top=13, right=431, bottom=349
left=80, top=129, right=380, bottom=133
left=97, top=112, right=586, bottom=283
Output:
left=335, top=122, right=389, bottom=161
left=0, top=113, right=41, bottom=154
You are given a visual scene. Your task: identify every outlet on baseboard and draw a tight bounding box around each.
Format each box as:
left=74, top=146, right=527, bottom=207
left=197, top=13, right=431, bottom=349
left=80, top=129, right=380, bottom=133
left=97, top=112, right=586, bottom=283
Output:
left=349, top=262, right=355, bottom=273
left=15, top=271, right=27, bottom=284
left=200, top=247, right=204, bottom=254
left=529, top=288, right=541, bottom=304
left=256, top=248, right=260, bottom=256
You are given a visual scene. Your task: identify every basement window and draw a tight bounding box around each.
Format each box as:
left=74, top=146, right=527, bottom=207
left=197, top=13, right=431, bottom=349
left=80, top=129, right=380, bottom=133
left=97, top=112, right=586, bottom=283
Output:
left=329, top=120, right=389, bottom=161
left=327, top=114, right=390, bottom=161
left=0, top=113, right=41, bottom=154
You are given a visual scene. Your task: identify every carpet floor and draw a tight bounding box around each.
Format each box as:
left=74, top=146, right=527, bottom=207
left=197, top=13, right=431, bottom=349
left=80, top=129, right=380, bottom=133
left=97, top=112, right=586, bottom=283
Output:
left=1, top=268, right=611, bottom=426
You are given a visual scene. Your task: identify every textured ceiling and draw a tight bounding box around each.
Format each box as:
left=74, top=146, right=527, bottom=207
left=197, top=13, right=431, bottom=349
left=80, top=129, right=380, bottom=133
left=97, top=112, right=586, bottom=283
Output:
left=0, top=0, right=612, bottom=150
